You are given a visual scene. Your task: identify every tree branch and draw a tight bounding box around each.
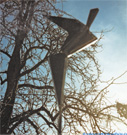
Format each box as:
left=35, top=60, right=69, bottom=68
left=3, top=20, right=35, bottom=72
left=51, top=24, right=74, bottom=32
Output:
left=0, top=49, right=11, bottom=58
left=8, top=106, right=45, bottom=134
left=0, top=77, right=7, bottom=85
left=26, top=119, right=40, bottom=134
left=97, top=104, right=116, bottom=117
left=9, top=105, right=54, bottom=128
left=53, top=105, right=71, bottom=121
left=0, top=71, right=7, bottom=74
left=20, top=55, right=48, bottom=77
left=0, top=0, right=12, bottom=4
left=24, top=46, right=49, bottom=61
left=20, top=46, right=49, bottom=69
left=18, top=83, right=53, bottom=90
left=1, top=22, right=16, bottom=37
left=26, top=0, right=35, bottom=27
left=37, top=112, right=58, bottom=130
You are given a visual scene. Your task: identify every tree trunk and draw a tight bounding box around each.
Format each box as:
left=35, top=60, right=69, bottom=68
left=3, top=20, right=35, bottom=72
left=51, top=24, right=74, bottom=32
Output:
left=0, top=30, right=25, bottom=134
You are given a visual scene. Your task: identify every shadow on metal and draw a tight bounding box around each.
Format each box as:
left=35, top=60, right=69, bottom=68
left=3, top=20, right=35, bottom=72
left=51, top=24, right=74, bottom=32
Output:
left=44, top=8, right=99, bottom=56
left=49, top=53, right=67, bottom=106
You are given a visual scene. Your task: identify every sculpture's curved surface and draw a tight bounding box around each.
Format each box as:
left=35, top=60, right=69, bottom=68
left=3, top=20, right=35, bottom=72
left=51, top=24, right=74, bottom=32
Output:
left=45, top=8, right=99, bottom=55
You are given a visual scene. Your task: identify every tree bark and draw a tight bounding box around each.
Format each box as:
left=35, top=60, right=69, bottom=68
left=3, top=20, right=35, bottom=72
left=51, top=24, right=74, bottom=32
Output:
left=0, top=30, right=25, bottom=134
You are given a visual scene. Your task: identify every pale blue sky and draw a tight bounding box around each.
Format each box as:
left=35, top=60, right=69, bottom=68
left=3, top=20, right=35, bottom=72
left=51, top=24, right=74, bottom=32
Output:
left=57, top=0, right=127, bottom=103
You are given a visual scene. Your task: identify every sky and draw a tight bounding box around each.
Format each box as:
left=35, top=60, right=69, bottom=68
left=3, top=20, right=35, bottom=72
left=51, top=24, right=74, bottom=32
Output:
left=57, top=0, right=127, bottom=132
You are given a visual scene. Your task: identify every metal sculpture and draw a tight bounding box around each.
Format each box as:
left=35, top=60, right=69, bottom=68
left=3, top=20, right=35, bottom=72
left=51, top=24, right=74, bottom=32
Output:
left=45, top=8, right=99, bottom=135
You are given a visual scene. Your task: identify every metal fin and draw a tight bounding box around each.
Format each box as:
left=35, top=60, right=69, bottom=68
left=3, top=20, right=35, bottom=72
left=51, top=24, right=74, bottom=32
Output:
left=49, top=53, right=67, bottom=106
left=86, top=8, right=99, bottom=29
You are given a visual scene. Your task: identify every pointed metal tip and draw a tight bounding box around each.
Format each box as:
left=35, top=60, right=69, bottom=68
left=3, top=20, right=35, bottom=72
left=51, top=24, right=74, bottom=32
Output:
left=90, top=8, right=99, bottom=12
left=49, top=53, right=67, bottom=106
left=86, top=8, right=99, bottom=29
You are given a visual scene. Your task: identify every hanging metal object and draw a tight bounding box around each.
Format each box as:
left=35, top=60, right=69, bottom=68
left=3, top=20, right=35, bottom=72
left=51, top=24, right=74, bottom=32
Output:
left=49, top=53, right=67, bottom=106
left=44, top=8, right=99, bottom=56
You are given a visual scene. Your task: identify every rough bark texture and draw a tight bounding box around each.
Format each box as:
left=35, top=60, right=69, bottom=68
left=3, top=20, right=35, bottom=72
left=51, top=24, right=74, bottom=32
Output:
left=1, top=30, right=25, bottom=134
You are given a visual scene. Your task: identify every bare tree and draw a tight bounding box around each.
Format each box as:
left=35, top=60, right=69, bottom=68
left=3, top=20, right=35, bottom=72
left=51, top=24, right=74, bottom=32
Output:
left=0, top=0, right=126, bottom=134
